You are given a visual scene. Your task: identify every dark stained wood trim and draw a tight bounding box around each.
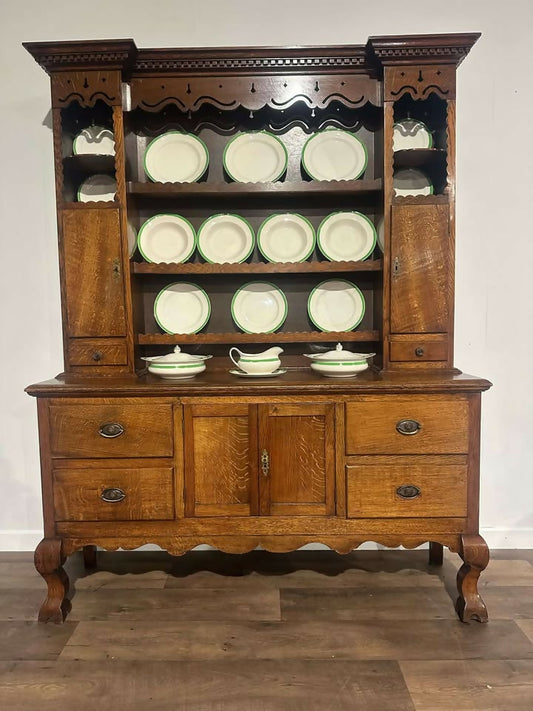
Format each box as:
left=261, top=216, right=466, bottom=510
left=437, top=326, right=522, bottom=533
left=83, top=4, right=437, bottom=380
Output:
left=367, top=33, right=481, bottom=67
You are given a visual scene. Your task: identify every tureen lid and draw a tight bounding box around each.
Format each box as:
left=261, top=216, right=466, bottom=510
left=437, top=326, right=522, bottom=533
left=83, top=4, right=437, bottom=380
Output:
left=304, top=343, right=375, bottom=361
left=141, top=346, right=211, bottom=363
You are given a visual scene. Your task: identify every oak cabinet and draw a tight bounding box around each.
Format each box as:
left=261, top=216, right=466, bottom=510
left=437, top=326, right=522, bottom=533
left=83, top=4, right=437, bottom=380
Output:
left=24, top=33, right=491, bottom=625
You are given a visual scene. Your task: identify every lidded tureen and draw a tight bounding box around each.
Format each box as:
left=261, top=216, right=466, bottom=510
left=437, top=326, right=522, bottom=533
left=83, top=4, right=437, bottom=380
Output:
left=141, top=346, right=212, bottom=380
left=304, top=343, right=374, bottom=378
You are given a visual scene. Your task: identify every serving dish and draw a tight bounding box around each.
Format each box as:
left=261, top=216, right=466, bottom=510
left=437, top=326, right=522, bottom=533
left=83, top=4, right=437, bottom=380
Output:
left=73, top=125, right=115, bottom=155
left=257, top=213, right=315, bottom=263
left=223, top=132, right=287, bottom=183
left=154, top=282, right=211, bottom=334
left=393, top=168, right=434, bottom=197
left=301, top=129, right=367, bottom=181
left=308, top=279, right=365, bottom=332
left=393, top=119, right=433, bottom=151
left=138, top=214, right=195, bottom=264
left=77, top=174, right=116, bottom=202
left=197, top=214, right=254, bottom=264
left=304, top=343, right=374, bottom=378
left=142, top=345, right=212, bottom=379
left=231, top=282, right=288, bottom=333
left=317, top=212, right=376, bottom=262
left=144, top=131, right=209, bottom=183
left=229, top=346, right=283, bottom=374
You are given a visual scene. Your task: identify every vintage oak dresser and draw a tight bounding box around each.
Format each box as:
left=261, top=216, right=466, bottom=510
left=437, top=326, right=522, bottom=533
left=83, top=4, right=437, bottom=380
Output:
left=24, top=33, right=491, bottom=623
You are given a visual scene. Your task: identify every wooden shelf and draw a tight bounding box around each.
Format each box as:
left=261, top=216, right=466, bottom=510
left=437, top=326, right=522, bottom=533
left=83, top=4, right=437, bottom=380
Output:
left=132, top=259, right=382, bottom=275
left=137, top=330, right=380, bottom=345
left=127, top=179, right=382, bottom=200
left=61, top=201, right=119, bottom=210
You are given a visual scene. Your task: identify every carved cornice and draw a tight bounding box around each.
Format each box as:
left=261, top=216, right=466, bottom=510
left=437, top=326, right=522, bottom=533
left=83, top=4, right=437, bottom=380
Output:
left=367, top=33, right=481, bottom=68
left=23, top=39, right=137, bottom=74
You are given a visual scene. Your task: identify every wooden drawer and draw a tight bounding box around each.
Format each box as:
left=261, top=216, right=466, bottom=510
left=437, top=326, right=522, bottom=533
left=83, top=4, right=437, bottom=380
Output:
left=389, top=339, right=448, bottom=362
left=68, top=338, right=129, bottom=366
left=345, top=396, right=469, bottom=455
left=346, top=463, right=467, bottom=518
left=49, top=402, right=173, bottom=458
left=53, top=463, right=174, bottom=521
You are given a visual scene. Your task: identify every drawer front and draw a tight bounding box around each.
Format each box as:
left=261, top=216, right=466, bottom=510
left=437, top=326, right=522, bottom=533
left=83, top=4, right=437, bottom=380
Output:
left=68, top=339, right=129, bottom=366
left=346, top=464, right=467, bottom=518
left=50, top=403, right=173, bottom=458
left=53, top=465, right=174, bottom=521
left=389, top=339, right=448, bottom=362
left=345, top=396, right=469, bottom=454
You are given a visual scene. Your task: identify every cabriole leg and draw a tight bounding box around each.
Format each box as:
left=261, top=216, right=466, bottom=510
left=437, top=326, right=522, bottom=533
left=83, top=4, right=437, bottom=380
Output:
left=456, top=533, right=489, bottom=623
left=428, top=542, right=444, bottom=566
left=34, top=537, right=70, bottom=624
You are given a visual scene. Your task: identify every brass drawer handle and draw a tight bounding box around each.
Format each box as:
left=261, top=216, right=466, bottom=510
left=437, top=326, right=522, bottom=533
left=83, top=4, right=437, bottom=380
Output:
left=261, top=449, right=270, bottom=477
left=396, top=419, right=421, bottom=436
left=100, top=487, right=126, bottom=503
left=98, top=422, right=125, bottom=438
left=396, top=484, right=421, bottom=499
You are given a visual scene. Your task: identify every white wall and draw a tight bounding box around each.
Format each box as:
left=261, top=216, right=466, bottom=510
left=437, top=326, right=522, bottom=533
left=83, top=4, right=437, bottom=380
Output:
left=1, top=0, right=532, bottom=550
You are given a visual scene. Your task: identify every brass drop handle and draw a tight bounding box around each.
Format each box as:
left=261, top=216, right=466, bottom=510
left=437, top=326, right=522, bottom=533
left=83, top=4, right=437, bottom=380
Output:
left=396, top=419, right=422, bottom=436
left=396, top=484, right=421, bottom=499
left=98, top=422, right=125, bottom=438
left=261, top=449, right=270, bottom=477
left=100, top=487, right=126, bottom=503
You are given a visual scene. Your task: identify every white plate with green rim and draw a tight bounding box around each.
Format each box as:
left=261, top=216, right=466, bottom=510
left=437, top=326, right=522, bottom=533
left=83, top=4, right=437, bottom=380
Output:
left=231, top=282, right=288, bottom=333
left=317, top=212, right=376, bottom=262
left=144, top=131, right=209, bottom=183
left=127, top=222, right=137, bottom=257
left=393, top=119, right=433, bottom=151
left=73, top=125, right=115, bottom=155
left=138, top=214, right=195, bottom=264
left=393, top=168, right=434, bottom=197
left=77, top=174, right=116, bottom=202
left=308, top=279, right=365, bottom=332
left=302, top=129, right=367, bottom=181
left=376, top=217, right=384, bottom=253
left=223, top=132, right=287, bottom=183
left=154, top=282, right=211, bottom=334
left=257, top=213, right=315, bottom=263
left=197, top=214, right=254, bottom=264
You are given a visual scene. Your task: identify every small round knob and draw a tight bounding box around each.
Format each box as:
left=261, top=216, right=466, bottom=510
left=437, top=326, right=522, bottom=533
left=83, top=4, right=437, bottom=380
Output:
left=100, top=487, right=126, bottom=503
left=414, top=347, right=424, bottom=357
left=98, top=422, right=125, bottom=438
left=92, top=350, right=104, bottom=361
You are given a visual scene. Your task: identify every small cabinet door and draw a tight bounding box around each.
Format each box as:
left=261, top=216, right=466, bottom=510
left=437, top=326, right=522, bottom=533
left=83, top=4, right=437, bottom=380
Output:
left=183, top=403, right=259, bottom=516
left=259, top=403, right=335, bottom=516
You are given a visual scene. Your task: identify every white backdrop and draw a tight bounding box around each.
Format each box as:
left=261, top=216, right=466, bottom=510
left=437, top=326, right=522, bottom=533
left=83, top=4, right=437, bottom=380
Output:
left=1, top=0, right=531, bottom=549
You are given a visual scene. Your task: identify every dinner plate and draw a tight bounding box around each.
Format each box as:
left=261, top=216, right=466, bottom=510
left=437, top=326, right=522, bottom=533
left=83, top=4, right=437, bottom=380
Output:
left=393, top=119, right=433, bottom=151
left=257, top=213, right=315, bottom=263
left=229, top=369, right=287, bottom=378
left=308, top=279, right=365, bottom=332
left=301, top=129, right=367, bottom=181
left=223, top=132, right=288, bottom=183
left=197, top=214, right=254, bottom=264
left=317, top=212, right=376, bottom=262
left=127, top=222, right=137, bottom=257
left=393, top=168, right=434, bottom=197
left=231, top=282, right=288, bottom=333
left=144, top=131, right=209, bottom=183
left=77, top=174, right=116, bottom=202
left=154, top=282, right=211, bottom=334
left=138, top=214, right=196, bottom=264
left=73, top=125, right=115, bottom=155
left=376, top=217, right=384, bottom=252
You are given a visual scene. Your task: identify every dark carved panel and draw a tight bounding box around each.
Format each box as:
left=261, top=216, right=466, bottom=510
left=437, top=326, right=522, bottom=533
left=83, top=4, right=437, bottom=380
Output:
left=384, top=65, right=456, bottom=101
left=51, top=71, right=122, bottom=108
left=130, top=74, right=381, bottom=112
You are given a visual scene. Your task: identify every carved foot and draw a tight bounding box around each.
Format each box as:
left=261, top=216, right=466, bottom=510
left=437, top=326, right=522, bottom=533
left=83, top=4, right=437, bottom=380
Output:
left=83, top=545, right=97, bottom=569
left=456, top=534, right=489, bottom=623
left=34, top=538, right=70, bottom=624
left=428, top=542, right=444, bottom=566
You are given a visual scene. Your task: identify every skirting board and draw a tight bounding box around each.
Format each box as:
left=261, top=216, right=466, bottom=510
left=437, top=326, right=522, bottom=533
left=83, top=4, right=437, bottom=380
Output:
left=1, top=528, right=532, bottom=552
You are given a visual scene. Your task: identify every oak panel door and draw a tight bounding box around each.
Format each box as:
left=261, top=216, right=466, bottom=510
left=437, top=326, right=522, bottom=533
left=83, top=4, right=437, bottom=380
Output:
left=259, top=403, right=335, bottom=516
left=390, top=203, right=450, bottom=333
left=183, top=404, right=258, bottom=516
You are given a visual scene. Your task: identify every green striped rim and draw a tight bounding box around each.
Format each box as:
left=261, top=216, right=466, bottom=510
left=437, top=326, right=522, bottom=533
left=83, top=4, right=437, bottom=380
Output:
left=317, top=211, right=377, bottom=262
left=144, top=131, right=209, bottom=183
left=312, top=360, right=367, bottom=366
left=197, top=214, right=255, bottom=264
left=137, top=214, right=196, bottom=264
left=301, top=128, right=368, bottom=181
left=223, top=131, right=288, bottom=183
left=257, top=213, right=316, bottom=263
left=240, top=357, right=279, bottom=363
left=231, top=281, right=288, bottom=334
left=307, top=279, right=365, bottom=332
left=149, top=363, right=203, bottom=369
left=153, top=282, right=211, bottom=335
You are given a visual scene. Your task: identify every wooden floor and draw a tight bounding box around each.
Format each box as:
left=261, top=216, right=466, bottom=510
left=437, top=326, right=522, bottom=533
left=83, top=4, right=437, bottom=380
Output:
left=0, top=549, right=532, bottom=710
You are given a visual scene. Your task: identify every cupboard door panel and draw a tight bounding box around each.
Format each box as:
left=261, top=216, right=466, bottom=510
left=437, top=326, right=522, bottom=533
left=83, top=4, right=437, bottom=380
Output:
left=62, top=208, right=126, bottom=337
left=261, top=403, right=335, bottom=516
left=184, top=404, right=258, bottom=516
left=391, top=203, right=450, bottom=333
